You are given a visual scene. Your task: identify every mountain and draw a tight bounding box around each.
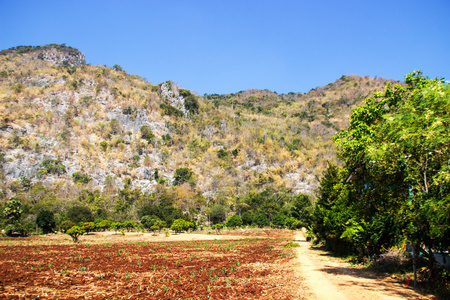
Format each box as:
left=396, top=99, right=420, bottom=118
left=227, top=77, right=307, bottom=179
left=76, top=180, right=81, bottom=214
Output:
left=0, top=44, right=397, bottom=222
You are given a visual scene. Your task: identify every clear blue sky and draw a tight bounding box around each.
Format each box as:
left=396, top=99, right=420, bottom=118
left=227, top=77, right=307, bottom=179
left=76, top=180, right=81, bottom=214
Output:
left=1, top=0, right=449, bottom=95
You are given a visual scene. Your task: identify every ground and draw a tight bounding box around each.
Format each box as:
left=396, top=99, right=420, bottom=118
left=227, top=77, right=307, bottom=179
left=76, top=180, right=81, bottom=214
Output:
left=293, top=232, right=439, bottom=300
left=0, top=229, right=442, bottom=299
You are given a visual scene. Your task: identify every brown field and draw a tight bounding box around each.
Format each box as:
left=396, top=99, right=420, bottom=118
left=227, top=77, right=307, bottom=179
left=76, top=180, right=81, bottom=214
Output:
left=0, top=229, right=301, bottom=299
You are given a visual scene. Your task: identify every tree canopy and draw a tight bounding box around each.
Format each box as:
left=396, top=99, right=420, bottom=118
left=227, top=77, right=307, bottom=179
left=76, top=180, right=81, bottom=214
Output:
left=312, top=71, right=450, bottom=264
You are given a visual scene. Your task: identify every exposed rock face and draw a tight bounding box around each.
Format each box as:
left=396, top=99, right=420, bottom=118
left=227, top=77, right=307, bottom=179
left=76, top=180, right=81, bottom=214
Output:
left=159, top=82, right=188, bottom=116
left=35, top=48, right=85, bottom=67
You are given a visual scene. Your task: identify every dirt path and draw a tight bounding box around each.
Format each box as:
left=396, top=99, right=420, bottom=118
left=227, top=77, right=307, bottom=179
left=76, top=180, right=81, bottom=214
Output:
left=293, top=232, right=438, bottom=300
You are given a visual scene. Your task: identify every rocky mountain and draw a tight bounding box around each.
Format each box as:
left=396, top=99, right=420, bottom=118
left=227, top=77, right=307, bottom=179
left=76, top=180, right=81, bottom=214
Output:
left=0, top=44, right=397, bottom=221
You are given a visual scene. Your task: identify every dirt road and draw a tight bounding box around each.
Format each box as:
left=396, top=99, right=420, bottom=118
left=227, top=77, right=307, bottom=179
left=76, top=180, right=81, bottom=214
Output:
left=293, top=232, right=438, bottom=300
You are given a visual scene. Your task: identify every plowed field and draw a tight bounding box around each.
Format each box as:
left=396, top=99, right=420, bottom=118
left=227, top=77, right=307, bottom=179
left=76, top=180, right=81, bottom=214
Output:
left=0, top=232, right=299, bottom=299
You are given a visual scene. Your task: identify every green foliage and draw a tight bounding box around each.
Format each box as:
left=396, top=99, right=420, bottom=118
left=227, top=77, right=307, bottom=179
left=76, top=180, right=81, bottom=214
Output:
left=66, top=226, right=84, bottom=243
left=185, top=94, right=199, bottom=115
left=313, top=71, right=450, bottom=262
left=173, top=168, right=194, bottom=186
left=160, top=103, right=184, bottom=117
left=60, top=220, right=75, bottom=233
left=3, top=198, right=22, bottom=222
left=99, top=141, right=108, bottom=151
left=208, top=204, right=226, bottom=224
left=123, top=220, right=137, bottom=231
left=66, top=206, right=94, bottom=224
left=36, top=209, right=56, bottom=234
left=140, top=125, right=155, bottom=143
left=211, top=224, right=224, bottom=232
left=225, top=215, right=243, bottom=228
left=217, top=149, right=229, bottom=159
left=82, top=222, right=95, bottom=233
left=253, top=213, right=269, bottom=228
left=38, top=158, right=66, bottom=176
left=170, top=218, right=194, bottom=233
left=72, top=172, right=92, bottom=184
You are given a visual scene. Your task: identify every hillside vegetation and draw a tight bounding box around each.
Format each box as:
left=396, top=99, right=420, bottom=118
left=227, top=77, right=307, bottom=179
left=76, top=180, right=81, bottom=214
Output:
left=0, top=44, right=395, bottom=229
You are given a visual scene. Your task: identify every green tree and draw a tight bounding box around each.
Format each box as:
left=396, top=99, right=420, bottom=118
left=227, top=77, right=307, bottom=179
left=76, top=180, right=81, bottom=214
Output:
left=36, top=209, right=56, bottom=234
left=3, top=198, right=23, bottom=222
left=225, top=215, right=243, bottom=228
left=66, top=206, right=94, bottom=224
left=66, top=226, right=84, bottom=243
left=173, top=168, right=194, bottom=186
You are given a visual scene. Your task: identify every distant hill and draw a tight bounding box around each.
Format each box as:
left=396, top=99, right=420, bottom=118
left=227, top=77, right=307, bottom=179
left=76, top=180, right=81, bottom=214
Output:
left=0, top=44, right=397, bottom=221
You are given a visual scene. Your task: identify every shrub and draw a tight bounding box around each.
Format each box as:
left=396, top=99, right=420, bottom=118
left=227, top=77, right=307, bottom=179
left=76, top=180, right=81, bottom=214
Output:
left=173, top=168, right=194, bottom=186
left=372, top=248, right=411, bottom=273
left=82, top=222, right=95, bottom=233
left=170, top=219, right=194, bottom=233
left=123, top=220, right=137, bottom=231
left=72, top=172, right=92, bottom=184
left=160, top=103, right=184, bottom=117
left=225, top=215, right=243, bottom=228
left=185, top=94, right=199, bottom=115
left=36, top=209, right=56, bottom=234
left=38, top=158, right=66, bottom=176
left=212, top=224, right=224, bottom=233
left=241, top=212, right=253, bottom=225
left=140, top=125, right=155, bottom=142
left=66, top=226, right=84, bottom=243
left=99, top=141, right=108, bottom=151
left=253, top=213, right=269, bottom=228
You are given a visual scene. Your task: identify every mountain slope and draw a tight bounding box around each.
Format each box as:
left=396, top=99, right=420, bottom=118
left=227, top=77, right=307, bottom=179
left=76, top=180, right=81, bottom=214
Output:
left=0, top=44, right=397, bottom=221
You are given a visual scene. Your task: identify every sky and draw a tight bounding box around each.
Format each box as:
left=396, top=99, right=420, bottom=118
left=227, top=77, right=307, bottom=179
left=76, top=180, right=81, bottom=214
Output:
left=1, top=0, right=449, bottom=95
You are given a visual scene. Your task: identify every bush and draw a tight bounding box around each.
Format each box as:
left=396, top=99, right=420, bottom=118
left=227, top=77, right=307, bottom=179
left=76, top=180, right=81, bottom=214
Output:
left=82, top=222, right=95, bottom=234
left=173, top=168, right=194, bottom=186
left=160, top=103, right=184, bottom=117
left=140, top=125, right=155, bottom=143
left=185, top=94, right=199, bottom=115
left=225, top=215, right=243, bottom=228
left=253, top=213, right=269, bottom=228
left=36, top=209, right=56, bottom=234
left=39, top=158, right=66, bottom=176
left=241, top=212, right=253, bottom=225
left=212, top=224, right=224, bottom=233
left=372, top=248, right=411, bottom=273
left=170, top=219, right=194, bottom=233
left=66, top=226, right=84, bottom=243
left=72, top=172, right=92, bottom=184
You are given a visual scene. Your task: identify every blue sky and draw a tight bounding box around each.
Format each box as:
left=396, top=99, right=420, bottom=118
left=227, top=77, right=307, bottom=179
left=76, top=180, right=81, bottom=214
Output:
left=1, top=0, right=449, bottom=95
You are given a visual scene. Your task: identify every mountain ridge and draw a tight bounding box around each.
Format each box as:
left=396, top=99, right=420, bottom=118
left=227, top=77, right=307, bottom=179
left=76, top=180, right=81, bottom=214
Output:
left=0, top=44, right=397, bottom=222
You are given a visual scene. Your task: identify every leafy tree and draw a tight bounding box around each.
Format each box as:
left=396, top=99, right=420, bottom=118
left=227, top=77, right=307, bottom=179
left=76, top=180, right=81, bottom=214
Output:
left=289, top=194, right=313, bottom=228
left=82, top=222, right=95, bottom=234
left=66, top=205, right=94, bottom=224
left=173, top=168, right=194, bottom=186
left=36, top=209, right=56, bottom=234
left=272, top=213, right=287, bottom=228
left=123, top=220, right=137, bottom=231
left=241, top=211, right=253, bottom=225
left=66, top=226, right=84, bottom=243
left=185, top=94, right=199, bottom=115
left=253, top=213, right=269, bottom=228
left=225, top=215, right=243, bottom=228
left=313, top=71, right=450, bottom=263
left=208, top=204, right=226, bottom=224
left=60, top=220, right=76, bottom=233
left=3, top=198, right=22, bottom=222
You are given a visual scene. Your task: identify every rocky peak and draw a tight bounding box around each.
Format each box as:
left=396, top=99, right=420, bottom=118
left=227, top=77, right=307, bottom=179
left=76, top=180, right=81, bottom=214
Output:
left=0, top=44, right=86, bottom=67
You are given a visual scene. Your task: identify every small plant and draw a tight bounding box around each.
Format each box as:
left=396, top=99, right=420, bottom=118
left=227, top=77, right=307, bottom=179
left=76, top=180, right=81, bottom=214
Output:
left=164, top=231, right=170, bottom=237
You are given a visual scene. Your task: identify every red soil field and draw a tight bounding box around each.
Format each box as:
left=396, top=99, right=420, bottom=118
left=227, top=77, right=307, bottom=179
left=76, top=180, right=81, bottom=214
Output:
left=0, top=234, right=299, bottom=299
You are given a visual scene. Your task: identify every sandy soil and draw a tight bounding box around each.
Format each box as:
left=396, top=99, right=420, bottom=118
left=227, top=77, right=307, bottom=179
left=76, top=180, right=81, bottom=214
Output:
left=293, top=232, right=439, bottom=300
